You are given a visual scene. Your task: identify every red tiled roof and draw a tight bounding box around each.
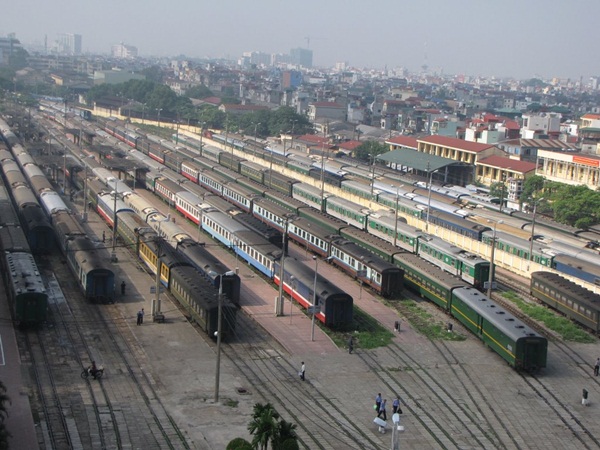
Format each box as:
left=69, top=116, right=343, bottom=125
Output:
left=202, top=96, right=221, bottom=105
left=418, top=135, right=496, bottom=153
left=477, top=156, right=537, bottom=173
left=387, top=136, right=419, bottom=148
left=338, top=140, right=362, bottom=150
left=221, top=104, right=269, bottom=111
left=582, top=113, right=600, bottom=120
left=296, top=134, right=330, bottom=145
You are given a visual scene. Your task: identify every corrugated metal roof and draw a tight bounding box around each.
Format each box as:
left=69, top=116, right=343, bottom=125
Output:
left=377, top=148, right=458, bottom=172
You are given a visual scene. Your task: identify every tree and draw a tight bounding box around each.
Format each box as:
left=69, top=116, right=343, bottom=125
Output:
left=272, top=419, right=298, bottom=450
left=551, top=185, right=600, bottom=228
left=248, top=403, right=279, bottom=450
left=520, top=175, right=546, bottom=207
left=226, top=437, right=253, bottom=450
left=354, top=141, right=388, bottom=162
left=0, top=380, right=11, bottom=449
left=186, top=84, right=214, bottom=99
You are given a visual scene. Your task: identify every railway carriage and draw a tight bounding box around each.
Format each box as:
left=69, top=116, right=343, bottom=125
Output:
left=551, top=254, right=600, bottom=286
left=155, top=177, right=186, bottom=208
left=377, top=192, right=423, bottom=219
left=96, top=192, right=133, bottom=227
left=530, top=271, right=600, bottom=332
left=67, top=236, right=116, bottom=302
left=263, top=190, right=307, bottom=213
left=329, top=237, right=403, bottom=298
left=1, top=251, right=48, bottom=325
left=292, top=182, right=330, bottom=211
left=275, top=257, right=353, bottom=329
left=287, top=217, right=330, bottom=257
left=450, top=287, right=548, bottom=371
left=198, top=170, right=229, bottom=196
left=239, top=160, right=266, bottom=184
left=222, top=182, right=261, bottom=213
left=296, top=206, right=348, bottom=236
left=251, top=198, right=295, bottom=232
left=393, top=252, right=467, bottom=309
left=482, top=230, right=553, bottom=268
left=264, top=170, right=297, bottom=196
left=286, top=159, right=312, bottom=176
left=176, top=238, right=241, bottom=306
left=219, top=152, right=245, bottom=173
left=417, top=236, right=490, bottom=289
left=325, top=196, right=371, bottom=231
left=339, top=226, right=404, bottom=262
left=340, top=179, right=380, bottom=202
left=169, top=265, right=237, bottom=338
left=234, top=175, right=268, bottom=196
left=201, top=145, right=223, bottom=163
left=366, top=213, right=420, bottom=253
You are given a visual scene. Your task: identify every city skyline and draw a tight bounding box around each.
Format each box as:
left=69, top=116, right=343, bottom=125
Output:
left=3, top=0, right=600, bottom=80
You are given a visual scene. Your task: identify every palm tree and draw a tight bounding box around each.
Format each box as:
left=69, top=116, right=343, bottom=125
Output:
left=273, top=419, right=298, bottom=450
left=0, top=380, right=11, bottom=449
left=248, top=403, right=279, bottom=450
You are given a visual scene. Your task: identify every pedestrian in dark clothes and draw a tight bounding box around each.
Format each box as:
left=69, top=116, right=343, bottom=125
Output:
left=102, top=231, right=106, bottom=243
left=392, top=397, right=402, bottom=414
left=594, top=358, right=600, bottom=376
left=377, top=399, right=387, bottom=421
left=348, top=336, right=354, bottom=354
left=137, top=309, right=144, bottom=325
left=299, top=362, right=305, bottom=381
left=375, top=393, right=382, bottom=414
left=121, top=281, right=126, bottom=295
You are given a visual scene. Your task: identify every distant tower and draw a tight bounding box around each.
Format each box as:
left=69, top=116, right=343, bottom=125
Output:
left=421, top=41, right=428, bottom=73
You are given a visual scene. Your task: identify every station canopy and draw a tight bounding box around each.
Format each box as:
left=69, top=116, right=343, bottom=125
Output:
left=377, top=148, right=459, bottom=173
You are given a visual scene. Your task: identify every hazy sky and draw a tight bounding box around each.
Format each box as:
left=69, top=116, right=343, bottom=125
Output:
left=4, top=0, right=600, bottom=79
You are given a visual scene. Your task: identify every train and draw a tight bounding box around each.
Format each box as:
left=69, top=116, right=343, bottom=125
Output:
left=530, top=271, right=600, bottom=333
left=81, top=169, right=242, bottom=307
left=83, top=175, right=238, bottom=337
left=0, top=118, right=116, bottom=302
left=397, top=252, right=547, bottom=371
left=0, top=180, right=48, bottom=326
left=100, top=120, right=600, bottom=287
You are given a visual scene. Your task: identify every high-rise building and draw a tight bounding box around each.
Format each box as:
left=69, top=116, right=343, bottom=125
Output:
left=289, top=48, right=313, bottom=68
left=112, top=43, right=138, bottom=59
left=55, top=33, right=82, bottom=55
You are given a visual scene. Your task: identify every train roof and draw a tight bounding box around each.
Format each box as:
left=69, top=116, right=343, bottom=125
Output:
left=5, top=252, right=45, bottom=294
left=552, top=254, right=600, bottom=278
left=0, top=224, right=31, bottom=252
left=393, top=252, right=468, bottom=291
left=173, top=265, right=237, bottom=309
left=176, top=239, right=233, bottom=278
left=279, top=257, right=353, bottom=301
left=452, top=287, right=545, bottom=341
left=340, top=225, right=405, bottom=256
left=531, top=271, right=600, bottom=309
left=420, top=234, right=488, bottom=263
left=330, top=238, right=401, bottom=272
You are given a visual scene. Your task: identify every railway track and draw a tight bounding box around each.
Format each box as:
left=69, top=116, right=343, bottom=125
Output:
left=22, top=253, right=192, bottom=449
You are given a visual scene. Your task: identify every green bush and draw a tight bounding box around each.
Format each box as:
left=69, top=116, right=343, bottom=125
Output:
left=226, top=437, right=253, bottom=450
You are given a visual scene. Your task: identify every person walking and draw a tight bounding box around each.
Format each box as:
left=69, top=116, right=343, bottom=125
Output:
left=121, top=281, right=126, bottom=295
left=348, top=336, right=354, bottom=354
left=375, top=393, right=382, bottom=414
left=594, top=358, right=600, bottom=376
left=299, top=362, right=305, bottom=381
left=137, top=309, right=144, bottom=325
left=392, top=397, right=402, bottom=414
left=377, top=399, right=387, bottom=421
left=102, top=231, right=106, bottom=243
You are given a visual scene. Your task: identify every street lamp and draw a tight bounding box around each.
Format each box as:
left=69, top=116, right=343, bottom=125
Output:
left=110, top=190, right=119, bottom=262
left=157, top=108, right=162, bottom=127
left=80, top=154, right=93, bottom=222
left=199, top=121, right=206, bottom=152
left=391, top=413, right=404, bottom=450
left=276, top=217, right=289, bottom=316
left=487, top=220, right=503, bottom=298
left=214, top=270, right=235, bottom=403
left=141, top=103, right=146, bottom=125
left=358, top=256, right=366, bottom=302
left=391, top=184, right=403, bottom=247
left=311, top=255, right=333, bottom=341
left=425, top=164, right=438, bottom=232
left=289, top=276, right=296, bottom=325
left=528, top=197, right=544, bottom=269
